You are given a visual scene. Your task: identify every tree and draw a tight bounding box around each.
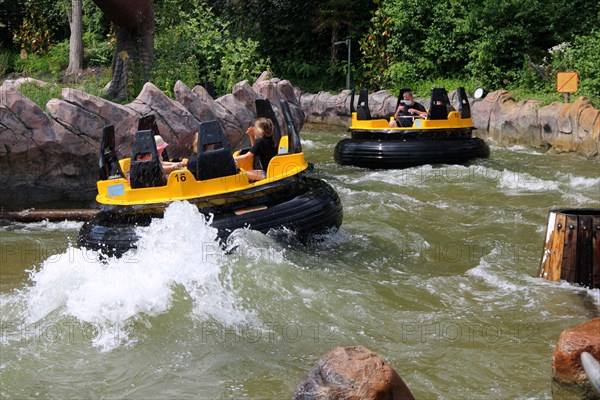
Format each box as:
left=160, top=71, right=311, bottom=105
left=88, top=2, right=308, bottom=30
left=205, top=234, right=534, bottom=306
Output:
left=90, top=0, right=154, bottom=101
left=312, top=0, right=360, bottom=85
left=66, top=0, right=84, bottom=75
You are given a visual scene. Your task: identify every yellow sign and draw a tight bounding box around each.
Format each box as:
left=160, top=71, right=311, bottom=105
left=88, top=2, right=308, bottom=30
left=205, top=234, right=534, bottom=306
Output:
left=556, top=72, right=578, bottom=93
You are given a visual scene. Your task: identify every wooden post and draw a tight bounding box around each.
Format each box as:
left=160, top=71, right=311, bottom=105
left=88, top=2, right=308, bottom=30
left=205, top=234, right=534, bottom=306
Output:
left=539, top=208, right=600, bottom=289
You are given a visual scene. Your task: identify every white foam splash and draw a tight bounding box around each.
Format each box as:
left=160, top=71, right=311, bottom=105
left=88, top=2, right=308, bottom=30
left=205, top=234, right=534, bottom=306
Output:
left=1, top=220, right=83, bottom=233
left=18, top=201, right=252, bottom=351
left=299, top=138, right=317, bottom=149
left=498, top=169, right=559, bottom=192
left=556, top=172, right=600, bottom=190
left=502, top=145, right=545, bottom=155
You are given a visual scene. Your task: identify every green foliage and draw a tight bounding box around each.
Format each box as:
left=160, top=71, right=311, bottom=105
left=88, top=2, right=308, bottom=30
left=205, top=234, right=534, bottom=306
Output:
left=217, top=38, right=271, bottom=93
left=204, top=0, right=376, bottom=93
left=15, top=40, right=69, bottom=77
left=3, top=0, right=598, bottom=110
left=14, top=0, right=69, bottom=53
left=153, top=0, right=268, bottom=97
left=545, top=31, right=600, bottom=107
left=17, top=81, right=62, bottom=109
left=568, top=30, right=600, bottom=105
left=358, top=4, right=395, bottom=89
left=276, top=59, right=330, bottom=93
left=17, top=71, right=110, bottom=109
left=358, top=0, right=598, bottom=107
left=0, top=0, right=27, bottom=50
left=83, top=31, right=113, bottom=66
left=505, top=86, right=564, bottom=107
left=0, top=48, right=17, bottom=75
left=82, top=0, right=111, bottom=38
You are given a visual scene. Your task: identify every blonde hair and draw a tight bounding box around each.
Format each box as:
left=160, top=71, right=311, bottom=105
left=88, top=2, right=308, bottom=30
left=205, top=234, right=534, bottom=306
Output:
left=254, top=118, right=274, bottom=139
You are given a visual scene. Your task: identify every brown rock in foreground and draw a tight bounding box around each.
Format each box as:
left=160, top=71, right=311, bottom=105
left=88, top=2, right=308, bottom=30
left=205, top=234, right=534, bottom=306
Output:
left=552, top=318, right=600, bottom=399
left=291, top=346, right=415, bottom=400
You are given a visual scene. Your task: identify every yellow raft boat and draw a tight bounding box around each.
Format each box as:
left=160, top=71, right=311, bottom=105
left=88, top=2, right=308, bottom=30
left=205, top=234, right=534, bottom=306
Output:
left=78, top=100, right=343, bottom=256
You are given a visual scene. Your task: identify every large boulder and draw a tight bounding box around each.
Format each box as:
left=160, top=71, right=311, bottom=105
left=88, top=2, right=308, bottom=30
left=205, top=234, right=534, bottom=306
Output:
left=471, top=90, right=599, bottom=156
left=301, top=91, right=350, bottom=126
left=46, top=88, right=138, bottom=156
left=253, top=78, right=305, bottom=134
left=127, top=82, right=199, bottom=158
left=291, top=346, right=415, bottom=400
left=232, top=80, right=261, bottom=115
left=189, top=84, right=246, bottom=151
left=552, top=318, right=600, bottom=399
left=0, top=85, right=97, bottom=206
left=0, top=73, right=307, bottom=209
left=368, top=90, right=397, bottom=119
left=216, top=93, right=256, bottom=149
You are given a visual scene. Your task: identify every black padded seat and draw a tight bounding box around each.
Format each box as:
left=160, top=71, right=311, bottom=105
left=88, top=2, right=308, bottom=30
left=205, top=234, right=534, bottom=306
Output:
left=99, top=125, right=123, bottom=180
left=280, top=100, right=302, bottom=154
left=196, top=120, right=238, bottom=181
left=129, top=130, right=166, bottom=188
left=138, top=114, right=171, bottom=161
left=356, top=88, right=372, bottom=120
left=457, top=87, right=471, bottom=118
left=428, top=88, right=451, bottom=120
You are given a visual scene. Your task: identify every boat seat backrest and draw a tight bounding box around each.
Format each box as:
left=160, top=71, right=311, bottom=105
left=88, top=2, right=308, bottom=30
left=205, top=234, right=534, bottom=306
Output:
left=427, top=88, right=451, bottom=120
left=280, top=100, right=302, bottom=154
left=196, top=120, right=238, bottom=181
left=138, top=114, right=171, bottom=161
left=138, top=114, right=160, bottom=136
left=129, top=130, right=167, bottom=188
left=99, top=125, right=124, bottom=180
left=457, top=87, right=471, bottom=119
left=356, top=88, right=372, bottom=120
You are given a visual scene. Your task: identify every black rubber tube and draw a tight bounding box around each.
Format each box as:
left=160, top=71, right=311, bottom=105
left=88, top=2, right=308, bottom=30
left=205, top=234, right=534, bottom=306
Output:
left=334, top=137, right=490, bottom=169
left=77, top=177, right=343, bottom=257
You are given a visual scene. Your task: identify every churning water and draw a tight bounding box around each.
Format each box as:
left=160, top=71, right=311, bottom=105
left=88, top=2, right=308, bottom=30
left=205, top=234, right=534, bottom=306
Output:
left=1, top=126, right=599, bottom=399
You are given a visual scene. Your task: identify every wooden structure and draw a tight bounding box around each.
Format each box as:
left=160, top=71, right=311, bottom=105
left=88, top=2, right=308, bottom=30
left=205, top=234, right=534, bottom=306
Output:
left=0, top=209, right=98, bottom=222
left=538, top=208, right=600, bottom=289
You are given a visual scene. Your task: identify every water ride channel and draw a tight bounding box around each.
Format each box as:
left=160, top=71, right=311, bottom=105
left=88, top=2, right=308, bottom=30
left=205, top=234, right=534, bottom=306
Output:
left=1, top=123, right=598, bottom=399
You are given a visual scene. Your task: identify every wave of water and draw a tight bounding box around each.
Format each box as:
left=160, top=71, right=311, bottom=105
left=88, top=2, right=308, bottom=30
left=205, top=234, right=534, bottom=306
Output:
left=1, top=219, right=83, bottom=233
left=2, top=202, right=255, bottom=351
left=1, top=133, right=598, bottom=398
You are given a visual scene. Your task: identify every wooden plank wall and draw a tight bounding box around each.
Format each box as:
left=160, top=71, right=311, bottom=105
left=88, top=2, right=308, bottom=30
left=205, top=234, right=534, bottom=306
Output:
left=539, top=209, right=600, bottom=289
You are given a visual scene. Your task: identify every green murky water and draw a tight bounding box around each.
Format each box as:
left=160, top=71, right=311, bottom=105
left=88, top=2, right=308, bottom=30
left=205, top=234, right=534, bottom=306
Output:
left=1, top=126, right=599, bottom=399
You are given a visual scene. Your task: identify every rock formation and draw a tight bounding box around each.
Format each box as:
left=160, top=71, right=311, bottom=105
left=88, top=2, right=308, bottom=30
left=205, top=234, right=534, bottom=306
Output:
left=470, top=90, right=599, bottom=158
left=301, top=88, right=599, bottom=158
left=1, top=74, right=598, bottom=209
left=0, top=74, right=304, bottom=209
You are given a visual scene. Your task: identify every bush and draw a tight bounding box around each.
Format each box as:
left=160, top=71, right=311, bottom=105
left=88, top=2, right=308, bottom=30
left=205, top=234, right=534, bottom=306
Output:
left=83, top=32, right=113, bottom=67
left=15, top=40, right=69, bottom=77
left=14, top=0, right=70, bottom=54
left=0, top=48, right=17, bottom=75
left=153, top=1, right=268, bottom=97
left=569, top=30, right=600, bottom=106
left=17, top=81, right=61, bottom=109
